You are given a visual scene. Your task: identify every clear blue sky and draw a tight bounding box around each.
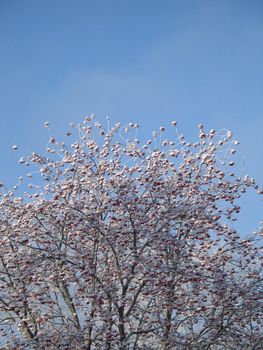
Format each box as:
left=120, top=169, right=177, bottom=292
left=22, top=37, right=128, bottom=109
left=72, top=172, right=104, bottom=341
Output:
left=0, top=0, right=262, bottom=235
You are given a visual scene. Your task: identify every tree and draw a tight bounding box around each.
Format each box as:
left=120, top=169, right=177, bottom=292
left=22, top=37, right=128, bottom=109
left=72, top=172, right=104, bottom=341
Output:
left=0, top=116, right=262, bottom=349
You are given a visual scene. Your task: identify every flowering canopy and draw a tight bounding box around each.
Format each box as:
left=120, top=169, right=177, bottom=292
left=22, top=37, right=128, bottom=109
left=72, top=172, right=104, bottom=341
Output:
left=0, top=116, right=262, bottom=349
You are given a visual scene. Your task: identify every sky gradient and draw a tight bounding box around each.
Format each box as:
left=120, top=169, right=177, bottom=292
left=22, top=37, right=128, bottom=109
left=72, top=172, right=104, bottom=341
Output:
left=0, top=0, right=262, bottom=235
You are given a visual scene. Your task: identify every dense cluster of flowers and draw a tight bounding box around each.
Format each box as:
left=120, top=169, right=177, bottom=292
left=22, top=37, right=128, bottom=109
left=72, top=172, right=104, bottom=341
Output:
left=0, top=116, right=262, bottom=349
